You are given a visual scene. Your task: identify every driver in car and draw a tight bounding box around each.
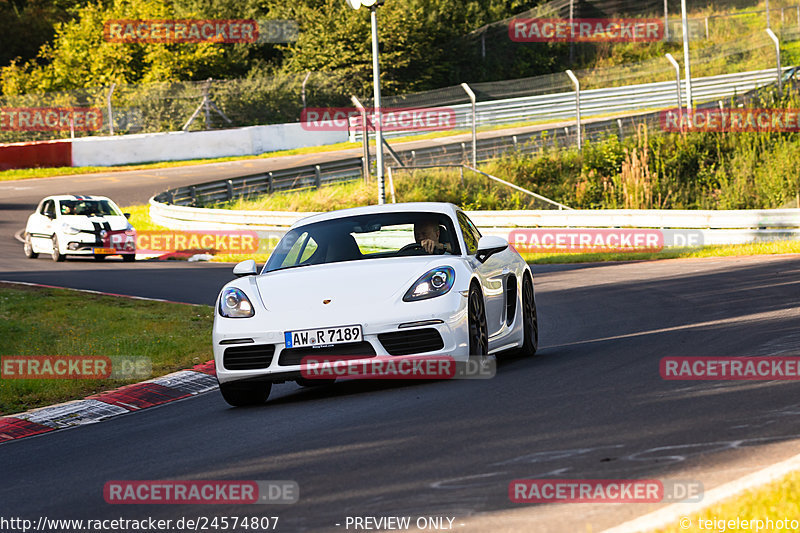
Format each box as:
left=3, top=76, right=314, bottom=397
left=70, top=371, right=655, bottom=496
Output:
left=413, top=219, right=452, bottom=254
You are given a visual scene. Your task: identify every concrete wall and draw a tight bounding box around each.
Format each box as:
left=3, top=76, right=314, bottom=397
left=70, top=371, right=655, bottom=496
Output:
left=71, top=123, right=347, bottom=167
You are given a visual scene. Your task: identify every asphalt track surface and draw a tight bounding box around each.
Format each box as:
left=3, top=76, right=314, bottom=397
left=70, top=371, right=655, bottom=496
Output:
left=2, top=166, right=800, bottom=532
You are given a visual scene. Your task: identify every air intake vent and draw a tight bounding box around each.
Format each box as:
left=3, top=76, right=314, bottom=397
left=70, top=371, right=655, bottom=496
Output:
left=506, top=275, right=517, bottom=326
left=378, top=328, right=444, bottom=356
left=223, top=344, right=276, bottom=370
left=279, top=342, right=376, bottom=366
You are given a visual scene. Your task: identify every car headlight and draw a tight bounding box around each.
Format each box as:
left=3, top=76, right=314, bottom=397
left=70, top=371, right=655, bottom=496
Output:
left=403, top=266, right=455, bottom=302
left=60, top=223, right=81, bottom=235
left=219, top=287, right=255, bottom=318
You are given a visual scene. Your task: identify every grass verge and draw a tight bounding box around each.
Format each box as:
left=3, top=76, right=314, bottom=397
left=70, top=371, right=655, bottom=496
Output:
left=0, top=283, right=214, bottom=416
left=656, top=469, right=800, bottom=532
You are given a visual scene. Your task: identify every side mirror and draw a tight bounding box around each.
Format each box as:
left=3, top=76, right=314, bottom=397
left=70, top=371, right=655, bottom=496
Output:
left=232, top=259, right=257, bottom=277
left=476, top=236, right=508, bottom=263
left=124, top=213, right=131, bottom=219
left=46, top=212, right=56, bottom=220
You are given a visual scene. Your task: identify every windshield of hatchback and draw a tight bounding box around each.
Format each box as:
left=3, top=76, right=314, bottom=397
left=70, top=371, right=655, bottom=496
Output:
left=264, top=212, right=460, bottom=272
left=59, top=200, right=122, bottom=217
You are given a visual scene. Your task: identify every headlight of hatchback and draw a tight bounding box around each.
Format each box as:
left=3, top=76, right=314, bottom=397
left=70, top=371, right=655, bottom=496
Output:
left=219, top=287, right=255, bottom=318
left=403, top=266, right=455, bottom=302
left=60, top=223, right=81, bottom=235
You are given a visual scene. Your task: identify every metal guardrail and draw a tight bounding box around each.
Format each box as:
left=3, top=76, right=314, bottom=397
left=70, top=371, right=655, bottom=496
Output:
left=148, top=199, right=800, bottom=248
left=149, top=201, right=800, bottom=231
left=349, top=68, right=794, bottom=142
left=153, top=157, right=364, bottom=207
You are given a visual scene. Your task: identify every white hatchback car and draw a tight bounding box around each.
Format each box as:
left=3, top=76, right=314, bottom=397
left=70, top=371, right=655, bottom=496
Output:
left=213, top=202, right=538, bottom=406
left=24, top=195, right=136, bottom=262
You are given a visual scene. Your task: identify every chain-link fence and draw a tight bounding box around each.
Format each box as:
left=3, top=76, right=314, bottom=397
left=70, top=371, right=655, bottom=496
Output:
left=0, top=71, right=352, bottom=144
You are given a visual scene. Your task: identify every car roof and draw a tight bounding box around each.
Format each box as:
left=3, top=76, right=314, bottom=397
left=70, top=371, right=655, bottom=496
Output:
left=42, top=195, right=112, bottom=202
left=293, top=202, right=460, bottom=228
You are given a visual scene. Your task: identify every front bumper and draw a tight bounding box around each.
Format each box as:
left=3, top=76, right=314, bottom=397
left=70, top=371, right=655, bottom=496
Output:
left=213, top=293, right=470, bottom=384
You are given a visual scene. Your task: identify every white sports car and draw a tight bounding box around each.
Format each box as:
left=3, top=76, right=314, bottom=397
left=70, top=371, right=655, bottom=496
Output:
left=212, top=202, right=537, bottom=406
left=24, top=195, right=136, bottom=262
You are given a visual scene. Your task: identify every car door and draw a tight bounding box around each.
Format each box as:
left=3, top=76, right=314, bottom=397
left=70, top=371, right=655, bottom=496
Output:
left=30, top=200, right=56, bottom=250
left=457, top=211, right=507, bottom=338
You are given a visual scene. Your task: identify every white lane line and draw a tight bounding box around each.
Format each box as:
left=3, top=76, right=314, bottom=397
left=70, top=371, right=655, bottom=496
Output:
left=601, top=450, right=800, bottom=533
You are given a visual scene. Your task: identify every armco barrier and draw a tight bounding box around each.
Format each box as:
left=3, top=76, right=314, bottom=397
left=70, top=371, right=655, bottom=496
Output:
left=0, top=139, right=71, bottom=170
left=148, top=199, right=800, bottom=246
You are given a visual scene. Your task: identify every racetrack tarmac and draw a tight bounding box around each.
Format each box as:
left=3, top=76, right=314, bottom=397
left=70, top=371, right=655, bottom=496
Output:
left=2, top=250, right=800, bottom=532
left=3, top=169, right=800, bottom=531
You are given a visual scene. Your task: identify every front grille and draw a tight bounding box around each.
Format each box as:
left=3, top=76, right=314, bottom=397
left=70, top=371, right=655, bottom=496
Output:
left=278, top=342, right=376, bottom=366
left=223, top=344, right=276, bottom=370
left=378, top=328, right=444, bottom=356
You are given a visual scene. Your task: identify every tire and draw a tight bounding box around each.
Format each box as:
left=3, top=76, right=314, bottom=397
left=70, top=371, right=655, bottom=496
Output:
left=468, top=284, right=488, bottom=356
left=218, top=380, right=271, bottom=407
left=23, top=233, right=38, bottom=259
left=122, top=254, right=136, bottom=262
left=296, top=377, right=335, bottom=387
left=94, top=254, right=107, bottom=261
left=518, top=274, right=539, bottom=356
left=51, top=235, right=65, bottom=262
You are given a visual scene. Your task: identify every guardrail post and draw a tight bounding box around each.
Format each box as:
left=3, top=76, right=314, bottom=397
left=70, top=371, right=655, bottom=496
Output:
left=226, top=180, right=234, bottom=201
left=190, top=186, right=197, bottom=205
left=411, top=150, right=416, bottom=165
left=766, top=28, right=782, bottom=97
left=167, top=190, right=174, bottom=204
left=314, top=165, right=322, bottom=189
left=617, top=119, right=624, bottom=140
left=461, top=142, right=467, bottom=163
left=565, top=70, right=581, bottom=150
left=461, top=83, right=478, bottom=166
left=267, top=172, right=273, bottom=193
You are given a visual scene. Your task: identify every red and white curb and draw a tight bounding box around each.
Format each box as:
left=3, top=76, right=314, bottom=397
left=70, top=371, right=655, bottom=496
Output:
left=0, top=361, right=217, bottom=444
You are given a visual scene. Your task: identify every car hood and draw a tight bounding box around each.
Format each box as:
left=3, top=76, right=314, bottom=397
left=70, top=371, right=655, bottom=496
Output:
left=60, top=215, right=129, bottom=231
left=254, top=257, right=454, bottom=312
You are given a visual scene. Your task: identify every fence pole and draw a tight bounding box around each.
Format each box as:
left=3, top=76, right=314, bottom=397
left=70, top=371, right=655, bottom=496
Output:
left=665, top=53, right=683, bottom=119
left=664, top=0, right=669, bottom=41
left=351, top=95, right=371, bottom=182
left=369, top=6, right=385, bottom=205
left=766, top=29, right=782, bottom=96
left=681, top=0, right=693, bottom=115
left=106, top=83, right=116, bottom=135
left=461, top=83, right=477, bottom=166
left=565, top=70, right=581, bottom=150
left=301, top=72, right=311, bottom=110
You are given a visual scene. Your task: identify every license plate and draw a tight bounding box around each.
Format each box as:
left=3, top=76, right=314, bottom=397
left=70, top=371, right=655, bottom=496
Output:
left=93, top=248, right=116, bottom=254
left=284, top=325, right=362, bottom=349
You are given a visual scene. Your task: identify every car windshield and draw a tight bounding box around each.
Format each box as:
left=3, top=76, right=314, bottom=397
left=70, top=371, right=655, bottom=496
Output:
left=264, top=212, right=461, bottom=273
left=59, top=199, right=122, bottom=217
